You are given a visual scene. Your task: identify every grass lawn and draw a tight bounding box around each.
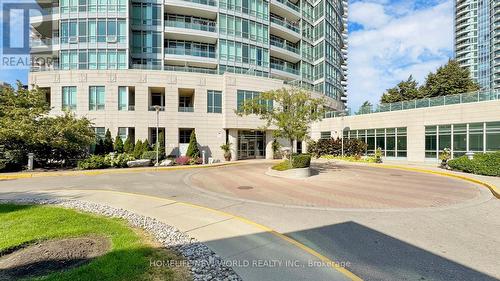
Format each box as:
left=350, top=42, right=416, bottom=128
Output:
left=0, top=204, right=191, bottom=281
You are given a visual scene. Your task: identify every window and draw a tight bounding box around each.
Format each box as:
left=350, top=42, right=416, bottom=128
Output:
left=425, top=126, right=437, bottom=158
left=486, top=122, right=500, bottom=151
left=320, top=131, right=331, bottom=139
left=118, top=127, right=128, bottom=141
left=438, top=125, right=452, bottom=151
left=207, top=90, right=222, bottom=113
left=89, top=86, right=105, bottom=110
left=179, top=129, right=193, bottom=144
left=62, top=86, right=77, bottom=110
left=237, top=90, right=272, bottom=113
left=469, top=123, right=484, bottom=151
left=118, top=86, right=128, bottom=111
left=453, top=124, right=467, bottom=157
left=396, top=127, right=407, bottom=157
left=94, top=127, right=105, bottom=140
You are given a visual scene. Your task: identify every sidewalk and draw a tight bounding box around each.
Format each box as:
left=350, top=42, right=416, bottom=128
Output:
left=0, top=189, right=358, bottom=281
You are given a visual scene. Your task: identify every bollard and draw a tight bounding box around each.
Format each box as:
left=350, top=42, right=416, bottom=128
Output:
left=27, top=153, right=34, bottom=171
left=465, top=151, right=474, bottom=160
left=202, top=150, right=206, bottom=165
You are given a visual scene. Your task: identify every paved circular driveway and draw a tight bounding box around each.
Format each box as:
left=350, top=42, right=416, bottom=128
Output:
left=188, top=161, right=482, bottom=209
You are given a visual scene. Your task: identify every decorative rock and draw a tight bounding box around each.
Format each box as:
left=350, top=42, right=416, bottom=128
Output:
left=0, top=198, right=242, bottom=281
left=126, top=159, right=151, bottom=167
left=159, top=159, right=173, bottom=166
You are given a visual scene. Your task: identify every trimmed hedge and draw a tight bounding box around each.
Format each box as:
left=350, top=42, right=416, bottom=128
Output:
left=307, top=138, right=367, bottom=158
left=292, top=154, right=311, bottom=168
left=272, top=161, right=292, bottom=171
left=448, top=152, right=500, bottom=176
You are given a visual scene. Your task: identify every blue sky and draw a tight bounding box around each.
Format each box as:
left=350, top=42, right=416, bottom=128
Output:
left=1, top=0, right=454, bottom=110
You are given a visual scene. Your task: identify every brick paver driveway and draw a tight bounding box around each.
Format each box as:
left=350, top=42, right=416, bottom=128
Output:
left=188, top=161, right=481, bottom=209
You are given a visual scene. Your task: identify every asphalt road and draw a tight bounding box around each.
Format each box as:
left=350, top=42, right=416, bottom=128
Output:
left=0, top=161, right=499, bottom=281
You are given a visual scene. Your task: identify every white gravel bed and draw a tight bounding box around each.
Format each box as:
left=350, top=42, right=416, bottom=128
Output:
left=0, top=198, right=242, bottom=281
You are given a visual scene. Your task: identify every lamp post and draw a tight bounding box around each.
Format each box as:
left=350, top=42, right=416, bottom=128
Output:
left=153, top=105, right=161, bottom=167
left=338, top=111, right=347, bottom=157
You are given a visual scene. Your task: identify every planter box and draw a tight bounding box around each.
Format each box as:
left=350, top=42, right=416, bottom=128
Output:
left=266, top=167, right=312, bottom=179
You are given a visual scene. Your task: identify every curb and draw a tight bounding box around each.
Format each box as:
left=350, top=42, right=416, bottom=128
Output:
left=16, top=188, right=364, bottom=281
left=0, top=162, right=241, bottom=181
left=367, top=164, right=500, bottom=199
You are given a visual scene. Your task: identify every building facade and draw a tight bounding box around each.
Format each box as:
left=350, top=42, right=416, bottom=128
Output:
left=313, top=92, right=500, bottom=163
left=29, top=0, right=348, bottom=161
left=455, top=0, right=500, bottom=89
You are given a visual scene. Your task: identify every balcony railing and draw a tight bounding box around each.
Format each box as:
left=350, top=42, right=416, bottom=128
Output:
left=270, top=62, right=299, bottom=75
left=164, top=65, right=217, bottom=74
left=270, top=38, right=299, bottom=54
left=270, top=16, right=300, bottom=34
left=165, top=20, right=216, bottom=32
left=178, top=106, right=194, bottom=112
left=275, top=0, right=300, bottom=12
left=177, top=0, right=217, bottom=6
left=131, top=64, right=162, bottom=70
left=323, top=91, right=500, bottom=118
left=165, top=48, right=216, bottom=58
left=30, top=38, right=59, bottom=47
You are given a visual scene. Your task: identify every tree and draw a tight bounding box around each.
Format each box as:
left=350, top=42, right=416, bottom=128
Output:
left=380, top=75, right=421, bottom=103
left=237, top=87, right=325, bottom=157
left=153, top=130, right=166, bottom=159
left=103, top=129, right=114, bottom=154
left=143, top=139, right=151, bottom=152
left=95, top=139, right=105, bottom=155
left=420, top=60, right=480, bottom=97
left=357, top=101, right=373, bottom=114
left=114, top=136, right=124, bottom=153
left=133, top=140, right=143, bottom=159
left=123, top=135, right=134, bottom=153
left=0, top=83, right=94, bottom=170
left=186, top=130, right=200, bottom=158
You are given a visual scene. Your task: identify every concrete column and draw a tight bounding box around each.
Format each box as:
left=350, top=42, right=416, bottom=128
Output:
left=265, top=130, right=274, bottom=160
left=228, top=129, right=238, bottom=161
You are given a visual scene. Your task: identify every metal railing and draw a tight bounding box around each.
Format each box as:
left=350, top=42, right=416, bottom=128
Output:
left=165, top=20, right=216, bottom=32
left=270, top=38, right=300, bottom=54
left=164, top=48, right=216, bottom=58
left=270, top=16, right=300, bottom=34
left=178, top=0, right=217, bottom=6
left=30, top=38, right=59, bottom=47
left=274, top=0, right=300, bottom=12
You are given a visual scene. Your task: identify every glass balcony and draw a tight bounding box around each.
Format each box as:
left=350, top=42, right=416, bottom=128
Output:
left=178, top=106, right=194, bottom=112
left=165, top=20, right=216, bottom=32
left=275, top=0, right=300, bottom=12
left=354, top=90, right=500, bottom=116
left=270, top=16, right=300, bottom=34
left=164, top=65, right=217, bottom=74
left=179, top=0, right=217, bottom=6
left=165, top=48, right=216, bottom=58
left=270, top=38, right=299, bottom=54
left=270, top=62, right=299, bottom=75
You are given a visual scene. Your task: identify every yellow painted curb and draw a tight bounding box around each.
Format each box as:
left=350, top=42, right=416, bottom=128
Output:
left=367, top=164, right=500, bottom=199
left=0, top=162, right=241, bottom=181
left=46, top=188, right=363, bottom=281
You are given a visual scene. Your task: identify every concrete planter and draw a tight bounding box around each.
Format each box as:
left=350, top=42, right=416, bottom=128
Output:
left=266, top=167, right=312, bottom=179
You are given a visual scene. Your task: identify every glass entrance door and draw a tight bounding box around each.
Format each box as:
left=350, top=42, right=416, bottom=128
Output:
left=238, top=131, right=266, bottom=160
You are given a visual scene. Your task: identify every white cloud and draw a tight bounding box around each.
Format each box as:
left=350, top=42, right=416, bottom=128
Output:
left=347, top=0, right=454, bottom=110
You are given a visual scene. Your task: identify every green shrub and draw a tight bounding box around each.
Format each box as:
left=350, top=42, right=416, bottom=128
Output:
left=114, top=136, right=124, bottom=153
left=291, top=154, right=311, bottom=168
left=321, top=155, right=376, bottom=163
left=77, top=155, right=110, bottom=170
left=272, top=161, right=292, bottom=171
left=103, top=129, right=114, bottom=154
left=308, top=138, right=367, bottom=158
left=141, top=151, right=159, bottom=161
left=448, top=152, right=500, bottom=176
left=186, top=131, right=200, bottom=158
left=123, top=136, right=134, bottom=153
left=105, top=153, right=135, bottom=168
left=133, top=140, right=144, bottom=159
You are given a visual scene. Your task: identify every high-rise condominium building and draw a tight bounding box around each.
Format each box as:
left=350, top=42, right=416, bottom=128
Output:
left=29, top=0, right=348, bottom=161
left=455, top=0, right=500, bottom=89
